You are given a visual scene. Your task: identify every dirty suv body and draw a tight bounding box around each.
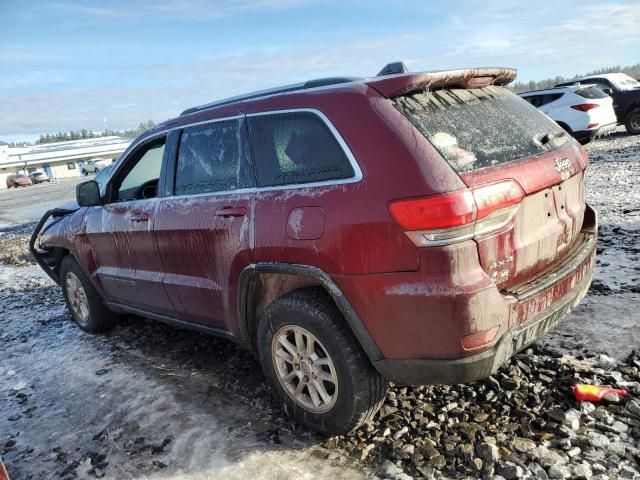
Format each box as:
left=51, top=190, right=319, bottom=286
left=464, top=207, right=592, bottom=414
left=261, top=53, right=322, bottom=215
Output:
left=31, top=65, right=597, bottom=435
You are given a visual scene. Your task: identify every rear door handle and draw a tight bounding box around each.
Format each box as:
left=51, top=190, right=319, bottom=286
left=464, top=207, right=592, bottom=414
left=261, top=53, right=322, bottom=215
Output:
left=130, top=212, right=150, bottom=222
left=215, top=206, right=246, bottom=217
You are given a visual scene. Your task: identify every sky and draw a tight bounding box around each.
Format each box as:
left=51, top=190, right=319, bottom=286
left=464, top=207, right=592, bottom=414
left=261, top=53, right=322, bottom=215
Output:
left=1, top=0, right=639, bottom=142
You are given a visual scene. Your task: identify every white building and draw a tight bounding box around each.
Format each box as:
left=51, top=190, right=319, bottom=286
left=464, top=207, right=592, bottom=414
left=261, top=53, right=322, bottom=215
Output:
left=0, top=141, right=8, bottom=163
left=0, top=136, right=131, bottom=188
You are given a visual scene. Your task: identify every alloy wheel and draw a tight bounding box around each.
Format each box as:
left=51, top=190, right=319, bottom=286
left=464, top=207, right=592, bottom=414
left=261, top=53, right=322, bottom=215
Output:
left=271, top=325, right=338, bottom=413
left=65, top=272, right=90, bottom=323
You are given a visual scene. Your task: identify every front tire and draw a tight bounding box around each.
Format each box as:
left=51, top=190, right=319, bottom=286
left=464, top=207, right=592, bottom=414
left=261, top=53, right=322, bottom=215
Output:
left=82, top=169, right=88, bottom=176
left=257, top=288, right=386, bottom=435
left=60, top=256, right=117, bottom=333
left=625, top=108, right=640, bottom=134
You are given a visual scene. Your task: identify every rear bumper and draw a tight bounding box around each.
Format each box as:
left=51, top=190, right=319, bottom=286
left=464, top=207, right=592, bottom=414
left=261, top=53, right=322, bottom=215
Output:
left=574, top=121, right=617, bottom=141
left=372, top=232, right=596, bottom=385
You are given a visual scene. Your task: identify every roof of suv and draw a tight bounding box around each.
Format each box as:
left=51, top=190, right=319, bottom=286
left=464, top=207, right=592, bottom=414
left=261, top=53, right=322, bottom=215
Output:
left=179, top=66, right=518, bottom=117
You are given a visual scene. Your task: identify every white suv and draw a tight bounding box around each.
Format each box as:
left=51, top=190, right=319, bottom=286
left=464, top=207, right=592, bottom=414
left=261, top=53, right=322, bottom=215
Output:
left=80, top=158, right=111, bottom=176
left=519, top=85, right=617, bottom=144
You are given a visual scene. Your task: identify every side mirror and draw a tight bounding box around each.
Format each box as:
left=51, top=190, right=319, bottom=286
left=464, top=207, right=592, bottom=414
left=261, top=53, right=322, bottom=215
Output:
left=76, top=180, right=102, bottom=207
left=602, top=88, right=613, bottom=95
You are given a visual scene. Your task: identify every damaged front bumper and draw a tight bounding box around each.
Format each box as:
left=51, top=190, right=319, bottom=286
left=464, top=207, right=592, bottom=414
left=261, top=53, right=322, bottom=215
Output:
left=29, top=208, right=76, bottom=284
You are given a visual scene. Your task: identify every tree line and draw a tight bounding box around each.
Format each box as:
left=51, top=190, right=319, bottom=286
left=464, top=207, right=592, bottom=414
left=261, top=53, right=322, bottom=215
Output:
left=510, top=63, right=640, bottom=93
left=7, top=120, right=157, bottom=147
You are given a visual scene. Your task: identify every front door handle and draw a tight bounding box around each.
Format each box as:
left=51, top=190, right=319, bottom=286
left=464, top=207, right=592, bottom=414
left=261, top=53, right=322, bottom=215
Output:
left=215, top=206, right=246, bottom=217
left=130, top=212, right=150, bottom=222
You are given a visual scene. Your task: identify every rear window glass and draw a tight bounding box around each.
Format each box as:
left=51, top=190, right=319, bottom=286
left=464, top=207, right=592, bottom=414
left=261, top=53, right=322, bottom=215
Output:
left=248, top=111, right=355, bottom=187
left=393, top=85, right=568, bottom=173
left=175, top=119, right=254, bottom=195
left=575, top=87, right=609, bottom=99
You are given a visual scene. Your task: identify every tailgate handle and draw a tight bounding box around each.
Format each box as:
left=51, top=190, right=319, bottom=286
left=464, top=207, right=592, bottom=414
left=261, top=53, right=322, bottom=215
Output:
left=215, top=206, right=246, bottom=217
left=130, top=212, right=150, bottom=222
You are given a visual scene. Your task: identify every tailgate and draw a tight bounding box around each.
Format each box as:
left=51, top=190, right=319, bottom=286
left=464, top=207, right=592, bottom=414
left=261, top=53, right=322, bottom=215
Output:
left=391, top=83, right=590, bottom=291
left=461, top=142, right=588, bottom=289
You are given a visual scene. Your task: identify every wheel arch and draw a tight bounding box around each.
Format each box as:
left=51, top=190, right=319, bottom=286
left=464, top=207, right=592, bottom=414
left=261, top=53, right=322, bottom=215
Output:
left=238, top=263, right=383, bottom=362
left=623, top=103, right=640, bottom=124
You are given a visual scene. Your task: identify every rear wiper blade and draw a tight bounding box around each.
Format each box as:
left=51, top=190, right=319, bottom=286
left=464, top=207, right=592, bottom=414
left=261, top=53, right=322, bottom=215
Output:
left=536, top=130, right=567, bottom=146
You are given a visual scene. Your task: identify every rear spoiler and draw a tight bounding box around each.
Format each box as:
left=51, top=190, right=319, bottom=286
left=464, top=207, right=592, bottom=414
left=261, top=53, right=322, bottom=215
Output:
left=365, top=67, right=517, bottom=98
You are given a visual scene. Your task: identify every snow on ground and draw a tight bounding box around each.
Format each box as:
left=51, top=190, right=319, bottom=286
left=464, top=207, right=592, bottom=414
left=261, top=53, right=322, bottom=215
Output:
left=544, top=130, right=640, bottom=357
left=1, top=129, right=639, bottom=479
left=0, top=251, right=364, bottom=479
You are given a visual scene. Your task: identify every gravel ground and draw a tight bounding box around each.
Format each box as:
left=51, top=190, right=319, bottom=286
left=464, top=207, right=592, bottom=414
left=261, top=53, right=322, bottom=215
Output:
left=1, top=130, right=639, bottom=479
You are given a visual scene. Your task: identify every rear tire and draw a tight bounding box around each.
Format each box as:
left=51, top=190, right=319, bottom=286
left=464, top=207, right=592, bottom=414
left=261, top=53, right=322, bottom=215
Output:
left=257, top=287, right=386, bottom=435
left=625, top=108, right=640, bottom=134
left=60, top=256, right=117, bottom=333
left=82, top=169, right=88, bottom=176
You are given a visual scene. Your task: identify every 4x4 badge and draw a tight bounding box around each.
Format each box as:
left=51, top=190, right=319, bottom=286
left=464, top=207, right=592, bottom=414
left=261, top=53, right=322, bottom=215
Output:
left=555, top=158, right=571, bottom=173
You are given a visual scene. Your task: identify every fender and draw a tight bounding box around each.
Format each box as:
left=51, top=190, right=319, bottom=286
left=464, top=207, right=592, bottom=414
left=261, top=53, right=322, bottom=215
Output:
left=238, top=263, right=383, bottom=362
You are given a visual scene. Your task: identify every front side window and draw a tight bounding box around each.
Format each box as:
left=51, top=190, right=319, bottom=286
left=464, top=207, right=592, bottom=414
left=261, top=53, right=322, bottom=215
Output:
left=116, top=138, right=166, bottom=201
left=174, top=119, right=253, bottom=196
left=67, top=162, right=76, bottom=170
left=248, top=111, right=355, bottom=187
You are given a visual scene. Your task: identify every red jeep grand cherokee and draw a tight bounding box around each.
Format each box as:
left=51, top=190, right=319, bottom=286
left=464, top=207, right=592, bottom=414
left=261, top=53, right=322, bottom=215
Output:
left=31, top=65, right=597, bottom=435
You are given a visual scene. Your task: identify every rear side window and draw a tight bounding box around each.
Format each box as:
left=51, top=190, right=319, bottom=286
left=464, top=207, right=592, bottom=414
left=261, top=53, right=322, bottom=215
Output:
left=175, top=119, right=254, bottom=195
left=522, top=93, right=563, bottom=107
left=248, top=111, right=354, bottom=187
left=521, top=94, right=541, bottom=107
left=575, top=87, right=609, bottom=99
left=393, top=86, right=568, bottom=173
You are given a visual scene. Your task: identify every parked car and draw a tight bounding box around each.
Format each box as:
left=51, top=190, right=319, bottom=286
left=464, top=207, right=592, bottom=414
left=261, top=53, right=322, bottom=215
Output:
left=555, top=73, right=640, bottom=134
left=519, top=85, right=617, bottom=144
left=28, top=171, right=51, bottom=184
left=80, top=159, right=110, bottom=176
left=6, top=174, right=32, bottom=188
left=31, top=64, right=597, bottom=435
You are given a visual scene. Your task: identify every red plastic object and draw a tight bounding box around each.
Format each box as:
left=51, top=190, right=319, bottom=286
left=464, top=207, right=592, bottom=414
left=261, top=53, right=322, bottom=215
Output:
left=0, top=457, right=8, bottom=480
left=573, top=384, right=628, bottom=402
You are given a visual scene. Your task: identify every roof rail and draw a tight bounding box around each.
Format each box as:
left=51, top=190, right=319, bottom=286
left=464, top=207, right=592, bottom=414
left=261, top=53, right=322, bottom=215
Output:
left=180, top=76, right=361, bottom=116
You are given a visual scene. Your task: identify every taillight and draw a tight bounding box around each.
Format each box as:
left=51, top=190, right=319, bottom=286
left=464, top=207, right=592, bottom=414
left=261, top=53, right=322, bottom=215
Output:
left=388, top=190, right=475, bottom=231
left=389, top=180, right=524, bottom=245
left=472, top=181, right=525, bottom=220
left=571, top=104, right=599, bottom=111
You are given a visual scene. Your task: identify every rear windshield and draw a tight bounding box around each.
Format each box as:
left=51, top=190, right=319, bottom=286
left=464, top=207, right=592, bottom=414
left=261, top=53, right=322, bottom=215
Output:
left=393, top=85, right=568, bottom=173
left=575, top=87, right=609, bottom=99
